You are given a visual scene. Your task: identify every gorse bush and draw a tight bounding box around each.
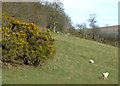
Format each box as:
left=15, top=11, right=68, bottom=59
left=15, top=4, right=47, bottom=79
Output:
left=2, top=15, right=55, bottom=66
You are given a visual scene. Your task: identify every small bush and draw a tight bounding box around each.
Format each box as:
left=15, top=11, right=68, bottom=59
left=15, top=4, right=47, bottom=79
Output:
left=2, top=17, right=55, bottom=66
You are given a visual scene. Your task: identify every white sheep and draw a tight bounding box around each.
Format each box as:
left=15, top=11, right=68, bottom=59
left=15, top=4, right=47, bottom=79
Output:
left=65, top=34, right=68, bottom=36
left=102, top=72, right=109, bottom=79
left=89, top=59, right=94, bottom=63
left=67, top=33, right=70, bottom=35
left=57, top=31, right=59, bottom=33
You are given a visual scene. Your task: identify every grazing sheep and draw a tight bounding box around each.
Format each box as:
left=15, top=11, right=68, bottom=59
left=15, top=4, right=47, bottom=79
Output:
left=67, top=33, right=70, bottom=35
left=56, top=31, right=59, bottom=33
left=57, top=31, right=59, bottom=33
left=89, top=59, right=94, bottom=63
left=65, top=32, right=70, bottom=36
left=102, top=72, right=109, bottom=79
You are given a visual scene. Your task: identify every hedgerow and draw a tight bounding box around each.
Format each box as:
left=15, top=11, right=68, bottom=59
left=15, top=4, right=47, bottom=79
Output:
left=2, top=13, right=55, bottom=66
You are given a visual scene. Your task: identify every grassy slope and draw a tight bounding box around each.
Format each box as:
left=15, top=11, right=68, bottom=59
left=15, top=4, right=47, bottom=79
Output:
left=2, top=32, right=118, bottom=84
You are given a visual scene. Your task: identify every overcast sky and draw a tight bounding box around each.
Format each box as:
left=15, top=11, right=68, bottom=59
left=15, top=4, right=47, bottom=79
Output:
left=60, top=0, right=119, bottom=27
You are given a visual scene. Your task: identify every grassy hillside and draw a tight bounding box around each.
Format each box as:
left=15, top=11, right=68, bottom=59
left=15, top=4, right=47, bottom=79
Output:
left=2, top=32, right=118, bottom=84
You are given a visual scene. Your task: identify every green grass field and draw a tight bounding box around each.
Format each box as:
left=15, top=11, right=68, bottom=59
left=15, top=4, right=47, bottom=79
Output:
left=2, top=32, right=118, bottom=84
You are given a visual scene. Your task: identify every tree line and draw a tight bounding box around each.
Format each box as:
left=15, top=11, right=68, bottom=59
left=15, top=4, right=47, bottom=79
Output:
left=2, top=1, right=73, bottom=33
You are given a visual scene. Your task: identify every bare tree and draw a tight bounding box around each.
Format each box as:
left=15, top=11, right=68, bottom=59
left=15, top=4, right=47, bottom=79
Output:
left=88, top=14, right=99, bottom=40
left=76, top=23, right=87, bottom=35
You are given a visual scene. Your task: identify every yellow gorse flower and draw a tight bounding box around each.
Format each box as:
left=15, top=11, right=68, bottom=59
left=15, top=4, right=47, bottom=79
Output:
left=20, top=31, right=23, bottom=33
left=16, top=32, right=20, bottom=35
left=5, top=27, right=8, bottom=29
left=0, top=27, right=1, bottom=30
left=47, top=29, right=50, bottom=32
left=14, top=20, right=20, bottom=24
left=7, top=34, right=10, bottom=37
left=22, top=23, right=26, bottom=25
left=27, top=27, right=30, bottom=29
left=30, top=30, right=33, bottom=33
left=11, top=18, right=15, bottom=21
left=48, top=45, right=53, bottom=48
left=21, top=34, right=25, bottom=36
left=33, top=27, right=37, bottom=30
left=30, top=23, right=34, bottom=26
left=22, top=26, right=25, bottom=28
left=2, top=27, right=4, bottom=30
left=26, top=23, right=29, bottom=24
left=12, top=32, right=15, bottom=35
left=36, top=32, right=39, bottom=35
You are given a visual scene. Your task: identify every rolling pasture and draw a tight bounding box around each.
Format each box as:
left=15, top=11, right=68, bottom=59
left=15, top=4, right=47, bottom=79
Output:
left=2, top=32, right=118, bottom=84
